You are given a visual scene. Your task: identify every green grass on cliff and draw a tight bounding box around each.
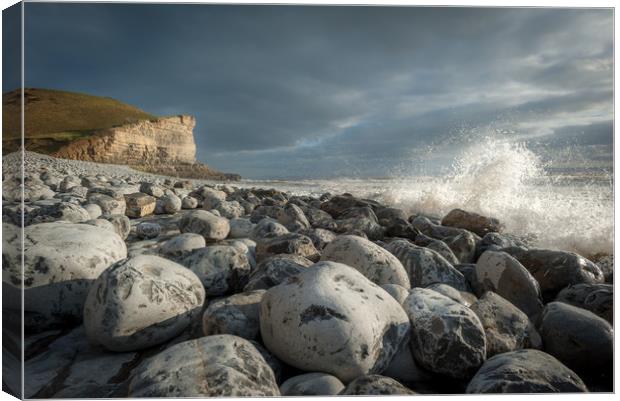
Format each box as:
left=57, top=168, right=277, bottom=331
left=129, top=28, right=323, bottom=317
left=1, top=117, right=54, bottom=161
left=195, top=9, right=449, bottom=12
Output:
left=2, top=88, right=157, bottom=154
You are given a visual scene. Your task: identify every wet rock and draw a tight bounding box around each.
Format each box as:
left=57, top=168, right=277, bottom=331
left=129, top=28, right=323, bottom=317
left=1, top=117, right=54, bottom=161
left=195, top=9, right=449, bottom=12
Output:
left=320, top=195, right=378, bottom=218
left=503, top=247, right=604, bottom=300
left=260, top=261, right=410, bottom=382
left=181, top=195, right=198, bottom=209
left=555, top=283, right=613, bottom=324
left=305, top=207, right=338, bottom=231
left=470, top=292, right=535, bottom=357
left=475, top=232, right=519, bottom=259
left=178, top=210, right=230, bottom=241
left=280, top=373, right=345, bottom=396
left=124, top=192, right=156, bottom=218
left=321, top=235, right=410, bottom=288
left=180, top=245, right=252, bottom=296
left=244, top=254, right=313, bottom=291
left=136, top=222, right=161, bottom=239
left=403, top=288, right=486, bottom=379
left=466, top=349, right=587, bottom=393
left=411, top=215, right=473, bottom=240
left=277, top=203, right=311, bottom=231
left=229, top=218, right=255, bottom=238
left=441, top=208, right=502, bottom=237
left=340, top=375, right=415, bottom=395
left=414, top=233, right=460, bottom=265
left=385, top=239, right=469, bottom=291
left=473, top=251, right=543, bottom=318
left=3, top=222, right=127, bottom=328
left=128, top=335, right=280, bottom=397
left=444, top=231, right=478, bottom=264
left=101, top=214, right=131, bottom=240
left=160, top=233, right=206, bottom=257
left=256, top=233, right=320, bottom=263
left=84, top=255, right=205, bottom=352
left=335, top=217, right=385, bottom=240
left=375, top=207, right=408, bottom=227
left=250, top=217, right=289, bottom=240
left=426, top=283, right=477, bottom=307
left=538, top=301, right=613, bottom=378
left=202, top=290, right=265, bottom=340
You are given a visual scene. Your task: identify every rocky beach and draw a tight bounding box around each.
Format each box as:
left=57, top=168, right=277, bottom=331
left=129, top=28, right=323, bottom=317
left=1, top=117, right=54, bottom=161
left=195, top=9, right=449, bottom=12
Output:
left=1, top=150, right=613, bottom=397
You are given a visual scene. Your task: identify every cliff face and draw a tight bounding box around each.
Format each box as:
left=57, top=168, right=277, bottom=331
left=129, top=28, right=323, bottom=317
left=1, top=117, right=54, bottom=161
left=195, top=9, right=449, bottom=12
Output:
left=53, top=115, right=197, bottom=165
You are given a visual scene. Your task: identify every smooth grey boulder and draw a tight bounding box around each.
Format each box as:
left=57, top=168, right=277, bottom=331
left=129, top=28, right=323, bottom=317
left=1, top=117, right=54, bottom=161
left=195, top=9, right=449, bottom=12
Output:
left=83, top=255, right=205, bottom=352
left=299, top=227, right=337, bottom=250
left=229, top=218, right=255, bottom=238
left=339, top=375, right=415, bottom=395
left=414, top=233, right=460, bottom=265
left=444, top=231, right=478, bottom=264
left=335, top=217, right=385, bottom=240
left=160, top=233, right=206, bottom=257
left=83, top=203, right=103, bottom=220
left=382, top=336, right=433, bottom=384
left=260, top=261, right=410, bottom=382
left=470, top=291, right=536, bottom=357
left=181, top=195, right=198, bottom=209
left=466, top=349, right=588, bottom=393
left=538, top=301, right=613, bottom=376
left=202, top=290, right=265, bottom=340
left=556, top=283, right=613, bottom=324
left=87, top=193, right=126, bottom=216
left=403, top=288, right=486, bottom=379
left=2, top=222, right=127, bottom=327
left=128, top=335, right=280, bottom=397
left=503, top=247, right=604, bottom=299
left=380, top=284, right=410, bottom=305
left=28, top=202, right=91, bottom=224
left=139, top=182, right=164, bottom=198
left=280, top=373, right=345, bottom=396
left=101, top=214, right=131, bottom=240
left=411, top=215, right=472, bottom=240
left=215, top=200, right=245, bottom=219
left=473, top=251, right=543, bottom=318
left=385, top=239, right=469, bottom=291
left=251, top=217, right=289, bottom=240
left=321, top=235, right=411, bottom=288
left=84, top=218, right=116, bottom=233
left=196, top=186, right=227, bottom=210
left=244, top=254, right=313, bottom=291
left=277, top=203, right=311, bottom=231
left=158, top=192, right=182, bottom=214
left=178, top=210, right=230, bottom=241
left=256, top=233, right=320, bottom=262
left=441, top=208, right=502, bottom=237
left=135, top=222, right=161, bottom=239
left=180, top=245, right=252, bottom=296
left=306, top=207, right=338, bottom=230
left=426, top=283, right=477, bottom=307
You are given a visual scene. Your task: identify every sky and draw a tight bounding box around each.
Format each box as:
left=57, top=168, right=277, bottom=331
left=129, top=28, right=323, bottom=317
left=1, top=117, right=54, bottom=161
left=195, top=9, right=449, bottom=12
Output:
left=6, top=3, right=614, bottom=179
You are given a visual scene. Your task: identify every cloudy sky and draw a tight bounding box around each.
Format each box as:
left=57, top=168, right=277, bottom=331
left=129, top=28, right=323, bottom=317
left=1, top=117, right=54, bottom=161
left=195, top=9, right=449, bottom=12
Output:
left=12, top=3, right=614, bottom=178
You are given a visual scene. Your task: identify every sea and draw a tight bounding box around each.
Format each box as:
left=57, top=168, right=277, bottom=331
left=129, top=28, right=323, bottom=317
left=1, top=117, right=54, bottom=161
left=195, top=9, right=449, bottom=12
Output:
left=225, top=140, right=613, bottom=259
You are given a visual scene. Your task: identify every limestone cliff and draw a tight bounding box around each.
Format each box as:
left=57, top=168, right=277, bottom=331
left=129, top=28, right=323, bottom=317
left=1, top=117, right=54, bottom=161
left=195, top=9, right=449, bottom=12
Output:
left=52, top=115, right=239, bottom=180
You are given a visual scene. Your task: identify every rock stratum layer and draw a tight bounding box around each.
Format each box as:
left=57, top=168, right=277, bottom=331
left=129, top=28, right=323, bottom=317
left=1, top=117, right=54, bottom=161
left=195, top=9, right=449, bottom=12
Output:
left=52, top=115, right=239, bottom=180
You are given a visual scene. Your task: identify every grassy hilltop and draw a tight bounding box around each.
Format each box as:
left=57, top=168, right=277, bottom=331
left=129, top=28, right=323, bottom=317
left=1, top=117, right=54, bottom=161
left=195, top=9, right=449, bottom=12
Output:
left=2, top=88, right=157, bottom=154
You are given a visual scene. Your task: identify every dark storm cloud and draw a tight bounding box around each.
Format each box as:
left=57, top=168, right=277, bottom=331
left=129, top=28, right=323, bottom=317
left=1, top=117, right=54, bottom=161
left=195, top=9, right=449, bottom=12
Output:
left=19, top=4, right=613, bottom=178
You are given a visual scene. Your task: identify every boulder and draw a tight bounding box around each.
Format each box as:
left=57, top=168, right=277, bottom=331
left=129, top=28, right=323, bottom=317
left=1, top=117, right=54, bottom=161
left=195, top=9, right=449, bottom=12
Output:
left=321, top=235, right=410, bottom=288
left=256, top=233, right=320, bottom=262
left=414, top=233, right=460, bottom=265
left=503, top=247, right=604, bottom=299
left=215, top=200, right=245, bottom=219
left=426, top=283, right=477, bottom=307
left=194, top=186, right=227, bottom=209
left=2, top=222, right=127, bottom=327
left=411, top=215, right=472, bottom=240
left=101, top=214, right=131, bottom=240
left=403, top=288, right=486, bottom=379
left=380, top=284, right=410, bottom=305
left=277, top=203, right=311, bottom=231
left=87, top=193, right=126, bottom=216
left=124, top=193, right=156, bottom=218
left=473, top=251, right=543, bottom=318
left=339, top=375, right=415, bottom=395
left=202, top=290, right=265, bottom=340
left=128, top=335, right=280, bottom=397
left=320, top=195, right=377, bottom=218
left=244, top=254, right=313, bottom=291
left=538, top=301, right=613, bottom=378
left=139, top=182, right=164, bottom=198
left=466, top=349, right=587, bottom=393
left=83, top=203, right=103, bottom=220
left=157, top=193, right=182, bottom=214
left=260, top=261, right=410, bottom=382
left=83, top=255, right=205, bottom=351
left=229, top=218, right=255, bottom=239
left=135, top=222, right=161, bottom=239
left=470, top=292, right=535, bottom=357
left=180, top=245, right=252, bottom=296
left=280, top=373, right=345, bottom=396
left=250, top=218, right=289, bottom=240
left=385, top=239, right=469, bottom=291
left=555, top=283, right=613, bottom=324
left=444, top=231, right=478, bottom=264
left=181, top=195, right=198, bottom=209
left=441, top=208, right=502, bottom=237
left=27, top=202, right=91, bottom=224
left=178, top=210, right=230, bottom=241
left=299, top=228, right=337, bottom=250
left=160, top=233, right=206, bottom=257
